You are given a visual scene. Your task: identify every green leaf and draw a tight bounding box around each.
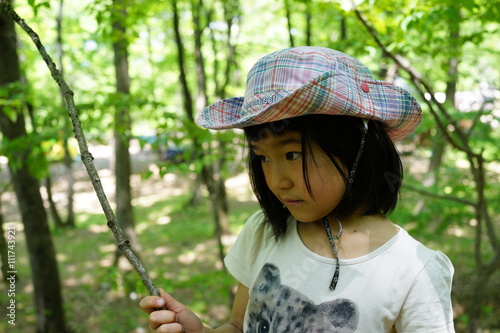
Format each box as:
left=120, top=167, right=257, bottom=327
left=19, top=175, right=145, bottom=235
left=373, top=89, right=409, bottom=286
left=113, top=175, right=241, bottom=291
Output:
left=27, top=0, right=51, bottom=16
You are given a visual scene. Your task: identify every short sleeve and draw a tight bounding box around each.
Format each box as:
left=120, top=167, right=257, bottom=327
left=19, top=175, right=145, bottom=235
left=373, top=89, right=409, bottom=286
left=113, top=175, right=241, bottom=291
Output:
left=224, top=210, right=272, bottom=288
left=396, top=251, right=455, bottom=333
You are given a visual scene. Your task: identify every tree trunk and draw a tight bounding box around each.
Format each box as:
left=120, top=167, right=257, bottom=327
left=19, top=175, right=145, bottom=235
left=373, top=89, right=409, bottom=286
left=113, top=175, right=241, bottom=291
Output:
left=283, top=0, right=295, bottom=47
left=111, top=0, right=140, bottom=264
left=173, top=0, right=232, bottom=263
left=172, top=0, right=203, bottom=205
left=215, top=0, right=240, bottom=237
left=63, top=134, right=76, bottom=227
left=45, top=175, right=65, bottom=227
left=340, top=15, right=347, bottom=40
left=56, top=0, right=75, bottom=228
left=191, top=0, right=231, bottom=238
left=0, top=4, right=68, bottom=331
left=192, top=0, right=208, bottom=115
left=214, top=139, right=229, bottom=236
left=304, top=0, right=311, bottom=45
left=214, top=0, right=239, bottom=99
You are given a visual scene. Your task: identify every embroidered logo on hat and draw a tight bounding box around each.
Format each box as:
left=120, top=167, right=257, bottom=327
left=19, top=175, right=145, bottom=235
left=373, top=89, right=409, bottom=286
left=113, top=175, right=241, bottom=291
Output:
left=246, top=94, right=284, bottom=109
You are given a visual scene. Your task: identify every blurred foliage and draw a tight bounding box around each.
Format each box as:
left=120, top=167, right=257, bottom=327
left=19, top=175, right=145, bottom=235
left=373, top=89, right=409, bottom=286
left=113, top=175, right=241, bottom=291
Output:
left=0, top=0, right=499, bottom=331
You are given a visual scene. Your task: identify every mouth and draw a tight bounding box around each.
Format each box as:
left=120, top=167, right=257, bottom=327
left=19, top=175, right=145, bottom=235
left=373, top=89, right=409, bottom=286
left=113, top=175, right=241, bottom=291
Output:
left=281, top=198, right=304, bottom=207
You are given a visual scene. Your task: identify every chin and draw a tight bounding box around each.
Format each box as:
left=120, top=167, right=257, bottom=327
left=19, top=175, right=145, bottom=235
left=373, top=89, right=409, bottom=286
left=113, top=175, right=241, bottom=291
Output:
left=289, top=213, right=323, bottom=223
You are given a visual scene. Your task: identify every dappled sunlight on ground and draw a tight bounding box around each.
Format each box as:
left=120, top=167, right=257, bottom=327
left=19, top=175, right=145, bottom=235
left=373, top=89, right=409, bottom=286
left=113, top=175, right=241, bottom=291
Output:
left=131, top=173, right=192, bottom=208
left=447, top=225, right=466, bottom=237
left=156, top=215, right=172, bottom=225
left=99, top=243, right=117, bottom=253
left=178, top=242, right=213, bottom=265
left=153, top=245, right=172, bottom=256
left=99, top=258, right=113, bottom=268
left=57, top=252, right=69, bottom=262
left=89, top=224, right=109, bottom=233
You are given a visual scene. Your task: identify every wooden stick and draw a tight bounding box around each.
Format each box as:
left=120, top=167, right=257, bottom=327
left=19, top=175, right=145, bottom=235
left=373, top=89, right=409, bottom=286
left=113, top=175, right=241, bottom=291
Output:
left=0, top=0, right=161, bottom=298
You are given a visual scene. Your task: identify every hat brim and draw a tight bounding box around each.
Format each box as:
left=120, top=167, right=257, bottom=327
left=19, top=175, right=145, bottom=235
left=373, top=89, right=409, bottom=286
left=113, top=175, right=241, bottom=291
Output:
left=196, top=71, right=421, bottom=142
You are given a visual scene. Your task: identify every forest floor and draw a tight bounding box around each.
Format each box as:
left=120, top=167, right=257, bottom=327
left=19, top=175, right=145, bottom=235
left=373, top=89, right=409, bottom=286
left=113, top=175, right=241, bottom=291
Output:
left=0, top=141, right=499, bottom=332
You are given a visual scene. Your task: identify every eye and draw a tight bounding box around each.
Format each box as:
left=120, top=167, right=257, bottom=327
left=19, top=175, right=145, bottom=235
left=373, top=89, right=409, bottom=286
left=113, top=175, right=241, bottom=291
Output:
left=285, top=152, right=301, bottom=161
left=258, top=319, right=270, bottom=333
left=255, top=155, right=269, bottom=163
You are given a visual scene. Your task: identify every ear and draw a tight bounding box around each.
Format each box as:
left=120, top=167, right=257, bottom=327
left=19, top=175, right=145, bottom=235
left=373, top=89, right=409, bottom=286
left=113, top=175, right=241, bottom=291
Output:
left=253, top=263, right=281, bottom=294
left=318, top=298, right=359, bottom=331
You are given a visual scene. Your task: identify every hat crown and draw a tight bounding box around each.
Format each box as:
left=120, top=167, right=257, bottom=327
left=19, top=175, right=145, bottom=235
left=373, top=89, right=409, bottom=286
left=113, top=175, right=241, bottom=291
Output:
left=245, top=47, right=373, bottom=98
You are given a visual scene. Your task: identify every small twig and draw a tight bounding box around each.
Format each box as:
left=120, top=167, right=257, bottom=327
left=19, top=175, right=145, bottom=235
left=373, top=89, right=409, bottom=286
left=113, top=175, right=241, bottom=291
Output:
left=0, top=0, right=161, bottom=298
left=404, top=184, right=476, bottom=207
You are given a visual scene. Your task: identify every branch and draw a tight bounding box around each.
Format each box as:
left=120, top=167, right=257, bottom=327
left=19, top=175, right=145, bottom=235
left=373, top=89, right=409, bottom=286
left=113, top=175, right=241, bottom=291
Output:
left=404, top=184, right=477, bottom=207
left=352, top=7, right=482, bottom=161
left=351, top=5, right=498, bottom=253
left=0, top=0, right=161, bottom=298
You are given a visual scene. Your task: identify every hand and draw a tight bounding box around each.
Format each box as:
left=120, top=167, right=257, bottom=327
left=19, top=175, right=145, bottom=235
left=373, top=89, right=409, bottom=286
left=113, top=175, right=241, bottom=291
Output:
left=140, top=288, right=204, bottom=333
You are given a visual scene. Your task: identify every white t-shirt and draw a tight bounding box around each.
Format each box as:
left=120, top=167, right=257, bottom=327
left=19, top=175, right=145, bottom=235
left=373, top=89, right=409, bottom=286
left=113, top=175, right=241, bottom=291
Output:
left=225, top=210, right=455, bottom=333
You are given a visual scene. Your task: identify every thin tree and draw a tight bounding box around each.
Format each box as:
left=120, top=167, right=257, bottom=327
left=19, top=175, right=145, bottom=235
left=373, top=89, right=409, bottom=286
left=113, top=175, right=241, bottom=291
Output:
left=283, top=0, right=295, bottom=47
left=0, top=2, right=68, bottom=331
left=57, top=0, right=76, bottom=228
left=172, top=0, right=232, bottom=268
left=43, top=0, right=75, bottom=229
left=304, top=0, right=311, bottom=45
left=111, top=0, right=141, bottom=264
left=209, top=0, right=241, bottom=239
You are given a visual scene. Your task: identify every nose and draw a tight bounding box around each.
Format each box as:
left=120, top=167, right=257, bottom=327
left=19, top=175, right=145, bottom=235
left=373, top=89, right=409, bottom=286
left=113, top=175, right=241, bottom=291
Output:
left=266, top=163, right=293, bottom=191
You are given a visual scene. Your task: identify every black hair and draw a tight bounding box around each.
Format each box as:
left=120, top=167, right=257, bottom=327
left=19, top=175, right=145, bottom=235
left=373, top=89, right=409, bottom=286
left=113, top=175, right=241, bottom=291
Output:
left=244, top=115, right=403, bottom=239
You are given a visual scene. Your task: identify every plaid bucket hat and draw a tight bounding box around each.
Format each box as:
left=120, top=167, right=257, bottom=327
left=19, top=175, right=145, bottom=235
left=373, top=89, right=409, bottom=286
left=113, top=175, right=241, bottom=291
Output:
left=196, top=46, right=422, bottom=142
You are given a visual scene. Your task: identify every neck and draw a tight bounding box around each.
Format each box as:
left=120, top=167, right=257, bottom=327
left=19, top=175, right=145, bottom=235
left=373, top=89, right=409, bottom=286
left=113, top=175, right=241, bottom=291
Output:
left=297, top=213, right=398, bottom=259
left=321, top=212, right=387, bottom=232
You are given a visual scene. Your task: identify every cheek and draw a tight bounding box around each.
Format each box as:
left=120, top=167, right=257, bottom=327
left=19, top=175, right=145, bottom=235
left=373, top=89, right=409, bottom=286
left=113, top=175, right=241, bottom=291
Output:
left=309, top=164, right=346, bottom=202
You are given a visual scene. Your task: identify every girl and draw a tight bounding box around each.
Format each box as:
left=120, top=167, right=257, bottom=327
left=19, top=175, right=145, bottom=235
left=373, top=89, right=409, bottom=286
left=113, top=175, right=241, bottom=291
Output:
left=140, top=46, right=455, bottom=332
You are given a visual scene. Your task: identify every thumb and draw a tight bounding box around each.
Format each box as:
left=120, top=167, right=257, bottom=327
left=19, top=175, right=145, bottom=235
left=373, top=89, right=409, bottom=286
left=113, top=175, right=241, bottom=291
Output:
left=159, top=288, right=188, bottom=314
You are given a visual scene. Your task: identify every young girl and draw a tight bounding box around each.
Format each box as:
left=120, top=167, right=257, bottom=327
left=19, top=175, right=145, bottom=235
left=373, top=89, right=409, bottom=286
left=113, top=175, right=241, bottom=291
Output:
left=140, top=46, right=455, bottom=332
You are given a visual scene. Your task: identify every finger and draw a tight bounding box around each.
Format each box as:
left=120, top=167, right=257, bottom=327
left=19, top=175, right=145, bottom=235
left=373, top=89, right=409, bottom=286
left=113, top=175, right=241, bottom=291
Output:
left=149, top=310, right=178, bottom=331
left=140, top=295, right=166, bottom=314
left=150, top=310, right=177, bottom=325
left=155, top=322, right=184, bottom=333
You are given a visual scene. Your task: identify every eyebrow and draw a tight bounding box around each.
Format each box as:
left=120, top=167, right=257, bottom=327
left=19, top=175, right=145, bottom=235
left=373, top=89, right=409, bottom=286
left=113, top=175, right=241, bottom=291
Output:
left=249, top=137, right=302, bottom=151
